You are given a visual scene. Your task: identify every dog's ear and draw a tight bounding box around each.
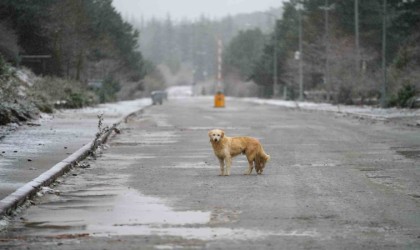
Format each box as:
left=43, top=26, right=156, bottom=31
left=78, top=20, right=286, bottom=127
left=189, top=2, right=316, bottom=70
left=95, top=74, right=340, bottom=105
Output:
left=208, top=130, right=213, bottom=141
left=221, top=130, right=225, bottom=138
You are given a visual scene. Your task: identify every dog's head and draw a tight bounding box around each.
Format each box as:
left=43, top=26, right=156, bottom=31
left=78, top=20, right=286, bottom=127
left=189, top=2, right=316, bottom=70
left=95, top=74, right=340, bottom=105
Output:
left=208, top=129, right=224, bottom=143
left=257, top=154, right=270, bottom=174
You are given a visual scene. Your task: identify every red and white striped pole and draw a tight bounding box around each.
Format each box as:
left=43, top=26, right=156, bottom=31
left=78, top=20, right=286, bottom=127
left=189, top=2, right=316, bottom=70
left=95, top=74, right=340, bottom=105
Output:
left=216, top=37, right=223, bottom=92
left=214, top=37, right=225, bottom=107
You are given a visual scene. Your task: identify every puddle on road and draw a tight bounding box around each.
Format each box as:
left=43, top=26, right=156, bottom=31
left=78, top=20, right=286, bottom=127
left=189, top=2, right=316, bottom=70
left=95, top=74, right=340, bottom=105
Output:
left=17, top=186, right=317, bottom=241
left=21, top=188, right=210, bottom=235
left=167, top=159, right=251, bottom=169
left=396, top=150, right=420, bottom=160
left=292, top=162, right=338, bottom=168
left=100, top=153, right=157, bottom=161
left=167, top=162, right=218, bottom=169
left=111, top=190, right=210, bottom=226
left=4, top=125, right=318, bottom=242
left=110, top=131, right=179, bottom=146
left=91, top=225, right=317, bottom=240
left=0, top=182, right=28, bottom=190
left=390, top=146, right=420, bottom=160
left=181, top=126, right=251, bottom=131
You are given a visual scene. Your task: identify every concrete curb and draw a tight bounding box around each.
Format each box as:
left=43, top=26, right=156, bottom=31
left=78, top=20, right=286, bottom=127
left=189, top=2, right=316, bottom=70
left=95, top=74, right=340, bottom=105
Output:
left=0, top=107, right=148, bottom=219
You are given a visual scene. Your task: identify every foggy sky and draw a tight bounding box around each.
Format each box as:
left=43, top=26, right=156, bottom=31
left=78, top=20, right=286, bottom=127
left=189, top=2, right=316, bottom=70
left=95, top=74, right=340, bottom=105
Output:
left=112, top=0, right=284, bottom=21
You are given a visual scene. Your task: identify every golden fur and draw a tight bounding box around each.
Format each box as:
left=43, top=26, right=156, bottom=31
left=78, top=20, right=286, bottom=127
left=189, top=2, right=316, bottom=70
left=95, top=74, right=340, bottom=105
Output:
left=208, top=129, right=270, bottom=176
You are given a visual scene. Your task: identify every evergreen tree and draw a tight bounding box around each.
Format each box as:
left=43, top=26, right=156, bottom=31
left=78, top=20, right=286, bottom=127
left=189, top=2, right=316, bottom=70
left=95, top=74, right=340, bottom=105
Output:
left=223, top=29, right=266, bottom=81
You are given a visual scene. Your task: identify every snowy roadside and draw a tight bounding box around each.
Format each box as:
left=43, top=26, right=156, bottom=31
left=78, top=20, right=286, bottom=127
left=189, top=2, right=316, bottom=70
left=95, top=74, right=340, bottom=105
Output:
left=60, top=98, right=152, bottom=123
left=161, top=85, right=419, bottom=123
left=0, top=98, right=151, bottom=200
left=240, top=98, right=420, bottom=126
left=1, top=98, right=152, bottom=139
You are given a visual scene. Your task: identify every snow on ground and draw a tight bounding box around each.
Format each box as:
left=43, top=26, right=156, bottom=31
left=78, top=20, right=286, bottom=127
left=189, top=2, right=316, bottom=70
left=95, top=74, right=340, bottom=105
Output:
left=241, top=98, right=420, bottom=119
left=71, top=98, right=151, bottom=122
left=15, top=68, right=37, bottom=87
left=0, top=98, right=151, bottom=199
left=166, top=86, right=192, bottom=99
left=155, top=84, right=419, bottom=120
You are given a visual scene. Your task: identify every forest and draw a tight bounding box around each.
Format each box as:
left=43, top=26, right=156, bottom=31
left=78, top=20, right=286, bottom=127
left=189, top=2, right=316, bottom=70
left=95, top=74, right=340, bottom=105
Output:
left=1, top=0, right=419, bottom=125
left=0, top=0, right=155, bottom=124
left=131, top=7, right=281, bottom=88
left=235, top=0, right=419, bottom=107
left=132, top=0, right=419, bottom=107
left=0, top=0, right=144, bottom=80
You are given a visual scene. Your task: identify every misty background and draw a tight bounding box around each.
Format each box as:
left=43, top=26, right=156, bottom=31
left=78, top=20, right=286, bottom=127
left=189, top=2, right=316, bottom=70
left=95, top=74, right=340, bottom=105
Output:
left=112, top=0, right=284, bottom=20
left=0, top=0, right=419, bottom=126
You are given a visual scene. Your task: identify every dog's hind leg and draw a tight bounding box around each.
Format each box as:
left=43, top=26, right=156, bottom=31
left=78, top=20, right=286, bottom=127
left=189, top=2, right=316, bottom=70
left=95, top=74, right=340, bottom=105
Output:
left=218, top=158, right=225, bottom=176
left=244, top=153, right=256, bottom=175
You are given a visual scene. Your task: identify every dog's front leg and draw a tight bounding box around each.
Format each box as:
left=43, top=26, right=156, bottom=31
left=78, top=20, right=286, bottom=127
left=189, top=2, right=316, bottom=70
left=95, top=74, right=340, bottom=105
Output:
left=244, top=161, right=254, bottom=175
left=218, top=158, right=225, bottom=176
left=225, top=157, right=232, bottom=176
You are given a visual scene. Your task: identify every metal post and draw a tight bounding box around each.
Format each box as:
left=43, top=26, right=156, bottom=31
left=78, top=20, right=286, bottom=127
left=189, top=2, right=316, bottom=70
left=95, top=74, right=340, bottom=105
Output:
left=298, top=6, right=303, bottom=101
left=273, top=20, right=278, bottom=98
left=216, top=37, right=223, bottom=93
left=325, top=0, right=330, bottom=100
left=320, top=1, right=335, bottom=101
left=381, top=0, right=387, bottom=108
left=355, top=0, right=360, bottom=72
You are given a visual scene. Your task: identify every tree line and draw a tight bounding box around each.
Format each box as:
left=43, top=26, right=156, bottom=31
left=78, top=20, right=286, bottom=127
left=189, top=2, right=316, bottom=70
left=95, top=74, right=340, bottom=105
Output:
left=0, top=0, right=153, bottom=125
left=224, top=0, right=419, bottom=107
left=131, top=8, right=282, bottom=84
left=0, top=0, right=145, bottom=83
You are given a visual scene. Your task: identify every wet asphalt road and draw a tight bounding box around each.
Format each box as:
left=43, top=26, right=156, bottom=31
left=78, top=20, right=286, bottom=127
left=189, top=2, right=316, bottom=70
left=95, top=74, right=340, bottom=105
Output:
left=1, top=97, right=420, bottom=249
left=0, top=99, right=150, bottom=199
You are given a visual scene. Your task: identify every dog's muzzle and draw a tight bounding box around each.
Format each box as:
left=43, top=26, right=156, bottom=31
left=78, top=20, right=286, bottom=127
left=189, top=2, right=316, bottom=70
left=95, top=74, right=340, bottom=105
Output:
left=213, top=138, right=218, bottom=142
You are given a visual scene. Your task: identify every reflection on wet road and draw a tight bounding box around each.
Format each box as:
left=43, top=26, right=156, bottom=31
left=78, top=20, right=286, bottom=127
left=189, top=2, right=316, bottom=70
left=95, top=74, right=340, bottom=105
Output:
left=1, top=109, right=317, bottom=245
left=2, top=97, right=418, bottom=249
left=0, top=99, right=150, bottom=199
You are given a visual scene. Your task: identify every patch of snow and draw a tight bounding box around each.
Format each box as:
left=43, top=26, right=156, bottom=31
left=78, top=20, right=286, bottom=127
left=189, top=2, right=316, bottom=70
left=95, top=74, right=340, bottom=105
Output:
left=241, top=98, right=420, bottom=119
left=166, top=86, right=192, bottom=99
left=37, top=187, right=60, bottom=196
left=15, top=68, right=37, bottom=87
left=0, top=218, right=10, bottom=231
left=69, top=98, right=151, bottom=123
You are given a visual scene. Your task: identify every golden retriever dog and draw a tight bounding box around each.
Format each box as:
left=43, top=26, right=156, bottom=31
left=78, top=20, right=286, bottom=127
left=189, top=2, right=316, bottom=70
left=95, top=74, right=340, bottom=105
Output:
left=208, top=129, right=270, bottom=176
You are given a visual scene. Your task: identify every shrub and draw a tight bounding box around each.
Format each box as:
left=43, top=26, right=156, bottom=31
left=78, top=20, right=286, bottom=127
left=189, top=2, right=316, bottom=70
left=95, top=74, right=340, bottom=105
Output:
left=336, top=85, right=354, bottom=105
left=0, top=101, right=38, bottom=124
left=0, top=55, right=18, bottom=102
left=31, top=76, right=98, bottom=109
left=30, top=92, right=54, bottom=113
left=388, top=84, right=417, bottom=108
left=95, top=76, right=121, bottom=103
left=392, top=84, right=417, bottom=108
left=0, top=55, right=37, bottom=125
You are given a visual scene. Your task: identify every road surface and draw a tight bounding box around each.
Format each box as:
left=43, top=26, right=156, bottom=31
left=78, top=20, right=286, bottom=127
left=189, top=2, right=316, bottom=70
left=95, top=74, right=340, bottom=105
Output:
left=0, top=99, right=150, bottom=199
left=1, top=97, right=419, bottom=249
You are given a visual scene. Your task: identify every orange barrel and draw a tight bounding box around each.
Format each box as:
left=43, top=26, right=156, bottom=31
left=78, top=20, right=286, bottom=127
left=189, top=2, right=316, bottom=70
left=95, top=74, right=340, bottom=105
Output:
left=214, top=92, right=225, bottom=108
